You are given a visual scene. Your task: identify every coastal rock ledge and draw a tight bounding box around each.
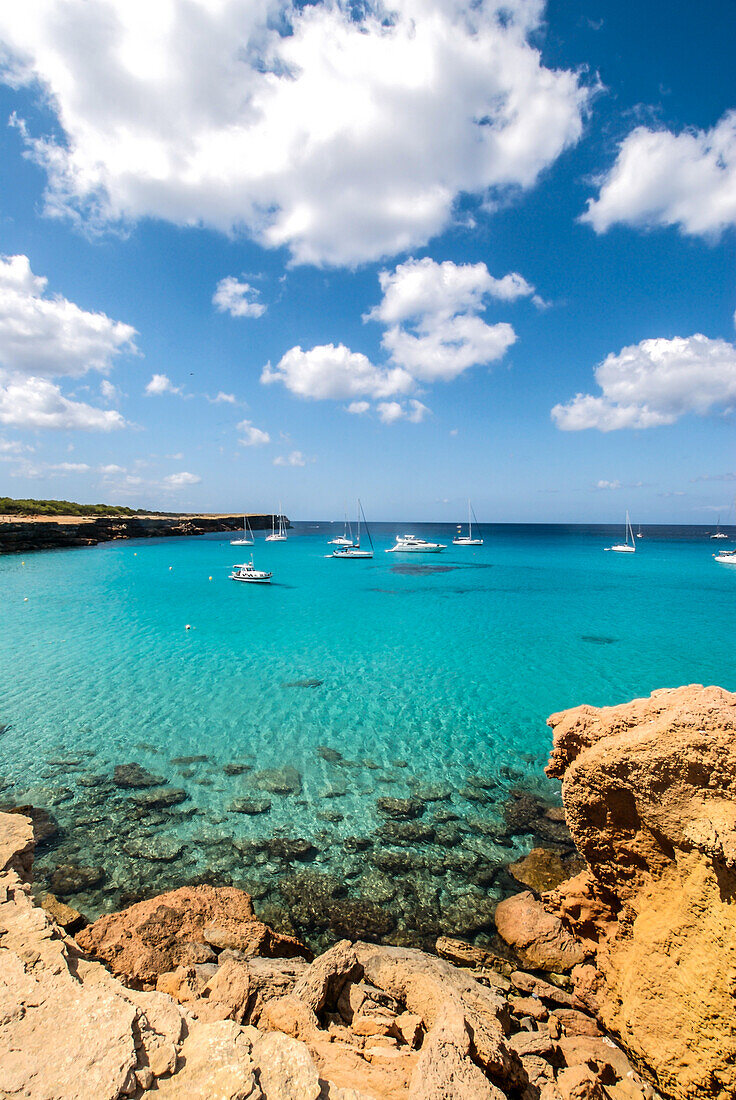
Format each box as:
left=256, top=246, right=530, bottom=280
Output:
left=503, top=683, right=736, bottom=1100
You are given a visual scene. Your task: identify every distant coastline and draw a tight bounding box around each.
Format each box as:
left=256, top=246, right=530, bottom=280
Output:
left=0, top=510, right=287, bottom=554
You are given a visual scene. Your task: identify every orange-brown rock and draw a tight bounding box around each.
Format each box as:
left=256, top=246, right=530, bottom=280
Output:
left=509, top=847, right=581, bottom=894
left=494, top=890, right=587, bottom=972
left=546, top=684, right=736, bottom=1099
left=76, top=883, right=310, bottom=986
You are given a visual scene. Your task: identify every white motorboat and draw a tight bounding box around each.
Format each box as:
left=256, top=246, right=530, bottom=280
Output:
left=605, top=511, right=636, bottom=553
left=230, top=557, right=272, bottom=584
left=714, top=547, right=736, bottom=565
left=265, top=503, right=287, bottom=542
left=711, top=515, right=728, bottom=539
left=386, top=534, right=446, bottom=553
left=333, top=500, right=373, bottom=558
left=328, top=511, right=354, bottom=546
left=453, top=499, right=483, bottom=546
left=231, top=515, right=255, bottom=546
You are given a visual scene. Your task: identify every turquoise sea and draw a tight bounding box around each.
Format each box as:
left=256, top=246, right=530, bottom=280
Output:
left=1, top=522, right=734, bottom=946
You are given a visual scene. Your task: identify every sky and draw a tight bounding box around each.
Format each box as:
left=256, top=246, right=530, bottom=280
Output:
left=0, top=0, right=734, bottom=522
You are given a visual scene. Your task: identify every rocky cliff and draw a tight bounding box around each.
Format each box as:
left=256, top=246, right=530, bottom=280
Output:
left=496, top=684, right=736, bottom=1100
left=0, top=513, right=284, bottom=554
left=0, top=810, right=653, bottom=1099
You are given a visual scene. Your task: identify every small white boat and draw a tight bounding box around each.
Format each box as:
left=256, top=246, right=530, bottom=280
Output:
left=386, top=534, right=446, bottom=554
left=230, top=557, right=272, bottom=584
left=453, top=499, right=483, bottom=546
left=231, top=515, right=255, bottom=546
left=328, top=511, right=354, bottom=546
left=636, top=525, right=643, bottom=539
left=714, top=548, right=736, bottom=565
left=711, top=515, right=728, bottom=539
left=265, top=503, right=287, bottom=542
left=333, top=500, right=373, bottom=558
left=605, top=511, right=636, bottom=553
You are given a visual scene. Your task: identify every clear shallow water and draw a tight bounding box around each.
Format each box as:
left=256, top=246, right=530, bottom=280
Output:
left=1, top=523, right=734, bottom=946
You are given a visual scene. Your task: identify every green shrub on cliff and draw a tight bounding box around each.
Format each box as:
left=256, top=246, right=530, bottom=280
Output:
left=0, top=497, right=153, bottom=517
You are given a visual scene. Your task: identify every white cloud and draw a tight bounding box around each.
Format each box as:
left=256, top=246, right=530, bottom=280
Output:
left=552, top=334, right=736, bottom=431
left=0, top=254, right=137, bottom=377
left=208, top=391, right=237, bottom=404
left=98, top=463, right=126, bottom=474
left=237, top=419, right=271, bottom=447
left=346, top=401, right=370, bottom=415
left=0, top=437, right=30, bottom=456
left=145, top=373, right=181, bottom=396
left=263, top=344, right=412, bottom=401
left=273, top=450, right=306, bottom=467
left=162, top=471, right=201, bottom=489
left=0, top=375, right=127, bottom=431
left=0, top=0, right=589, bottom=267
left=100, top=378, right=121, bottom=403
left=377, top=398, right=430, bottom=424
left=382, top=313, right=516, bottom=382
left=595, top=479, right=621, bottom=490
left=582, top=111, right=736, bottom=237
left=213, top=277, right=266, bottom=319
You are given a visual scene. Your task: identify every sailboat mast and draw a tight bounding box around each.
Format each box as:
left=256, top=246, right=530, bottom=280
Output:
left=468, top=498, right=472, bottom=539
left=360, top=499, right=374, bottom=550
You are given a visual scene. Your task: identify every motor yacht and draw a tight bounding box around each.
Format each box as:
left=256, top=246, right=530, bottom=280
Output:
left=386, top=534, right=446, bottom=553
left=714, top=548, right=736, bottom=565
left=230, top=558, right=272, bottom=584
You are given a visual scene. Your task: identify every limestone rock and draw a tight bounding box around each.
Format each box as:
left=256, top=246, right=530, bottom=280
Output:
left=154, top=1019, right=262, bottom=1098
left=252, top=1030, right=322, bottom=1099
left=509, top=847, right=579, bottom=893
left=76, top=883, right=309, bottom=985
left=39, top=891, right=85, bottom=931
left=292, top=938, right=361, bottom=1013
left=409, top=1008, right=506, bottom=1099
left=546, top=684, right=736, bottom=1098
left=494, top=890, right=587, bottom=972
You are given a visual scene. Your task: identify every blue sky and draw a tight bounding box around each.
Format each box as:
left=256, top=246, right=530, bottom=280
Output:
left=0, top=0, right=734, bottom=522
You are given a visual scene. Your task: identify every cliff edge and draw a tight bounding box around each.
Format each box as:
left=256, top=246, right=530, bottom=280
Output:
left=542, top=684, right=736, bottom=1099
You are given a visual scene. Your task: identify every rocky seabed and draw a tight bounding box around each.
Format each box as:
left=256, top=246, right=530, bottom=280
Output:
left=1, top=683, right=735, bottom=1098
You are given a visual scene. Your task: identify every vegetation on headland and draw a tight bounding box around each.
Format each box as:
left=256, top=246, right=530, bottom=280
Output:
left=0, top=497, right=155, bottom=517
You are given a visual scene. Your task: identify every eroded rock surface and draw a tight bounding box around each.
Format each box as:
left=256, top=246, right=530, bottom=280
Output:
left=544, top=684, right=736, bottom=1099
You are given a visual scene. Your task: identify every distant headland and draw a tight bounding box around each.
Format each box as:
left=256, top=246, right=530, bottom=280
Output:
left=0, top=498, right=287, bottom=554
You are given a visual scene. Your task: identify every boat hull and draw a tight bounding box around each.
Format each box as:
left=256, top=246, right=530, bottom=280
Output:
left=386, top=545, right=446, bottom=553
left=605, top=544, right=635, bottom=553
left=714, top=553, right=736, bottom=565
left=265, top=535, right=287, bottom=542
left=230, top=573, right=272, bottom=583
left=452, top=538, right=483, bottom=545
left=230, top=539, right=254, bottom=545
left=332, top=550, right=373, bottom=558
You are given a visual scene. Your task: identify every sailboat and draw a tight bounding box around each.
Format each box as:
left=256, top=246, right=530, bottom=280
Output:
left=265, top=503, right=287, bottom=542
left=453, top=499, right=483, bottom=546
left=605, top=511, right=636, bottom=553
left=230, top=515, right=255, bottom=546
left=636, top=524, right=643, bottom=539
left=711, top=515, right=728, bottom=539
left=332, top=500, right=374, bottom=558
left=328, top=511, right=354, bottom=546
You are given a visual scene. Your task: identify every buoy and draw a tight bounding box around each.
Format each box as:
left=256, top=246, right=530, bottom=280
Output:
left=23, top=597, right=28, bottom=602
left=169, top=566, right=172, bottom=571
left=134, top=552, right=137, bottom=557
left=185, top=624, right=191, bottom=630
left=209, top=576, right=213, bottom=581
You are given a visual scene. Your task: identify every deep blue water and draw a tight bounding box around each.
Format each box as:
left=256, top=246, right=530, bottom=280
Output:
left=1, top=522, right=734, bottom=943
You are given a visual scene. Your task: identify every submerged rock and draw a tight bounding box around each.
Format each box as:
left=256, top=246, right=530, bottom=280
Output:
left=376, top=796, right=424, bottom=819
left=377, top=821, right=435, bottom=846
left=122, top=836, right=186, bottom=863
left=223, top=762, right=252, bottom=776
left=282, top=678, right=324, bottom=688
left=316, top=745, right=343, bottom=762
left=130, top=786, right=188, bottom=809
left=50, top=862, right=105, bottom=896
left=170, top=754, right=209, bottom=764
left=509, top=846, right=581, bottom=894
left=230, top=797, right=272, bottom=815
left=250, top=766, right=303, bottom=795
left=113, top=762, right=166, bottom=789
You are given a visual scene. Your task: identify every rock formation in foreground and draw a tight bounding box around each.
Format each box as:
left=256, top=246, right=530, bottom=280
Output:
left=0, top=809, right=654, bottom=1099
left=497, top=684, right=736, bottom=1100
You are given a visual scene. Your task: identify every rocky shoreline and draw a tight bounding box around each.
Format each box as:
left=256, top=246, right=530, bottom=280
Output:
left=1, top=683, right=733, bottom=1098
left=0, top=513, right=286, bottom=554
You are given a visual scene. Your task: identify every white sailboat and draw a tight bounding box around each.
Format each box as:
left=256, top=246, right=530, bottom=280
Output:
left=453, top=500, right=483, bottom=546
left=332, top=500, right=373, bottom=558
left=711, top=515, right=728, bottom=539
left=230, top=515, right=255, bottom=546
left=328, top=510, right=354, bottom=546
left=636, top=524, right=643, bottom=539
left=605, top=511, right=636, bottom=553
left=265, top=503, right=287, bottom=542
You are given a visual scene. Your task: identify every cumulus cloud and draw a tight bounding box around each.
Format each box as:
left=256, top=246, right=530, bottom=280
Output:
left=595, top=479, right=621, bottom=490
left=583, top=111, right=736, bottom=237
left=377, top=399, right=430, bottom=423
left=552, top=334, right=736, bottom=431
left=0, top=375, right=127, bottom=431
left=273, top=450, right=306, bottom=467
left=265, top=258, right=520, bottom=421
left=0, top=254, right=137, bottom=377
left=237, top=419, right=271, bottom=446
left=213, top=277, right=266, bottom=319
left=208, top=391, right=237, bottom=404
left=162, top=471, right=201, bottom=489
left=262, top=344, right=412, bottom=401
left=145, top=373, right=181, bottom=396
left=0, top=0, right=589, bottom=266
